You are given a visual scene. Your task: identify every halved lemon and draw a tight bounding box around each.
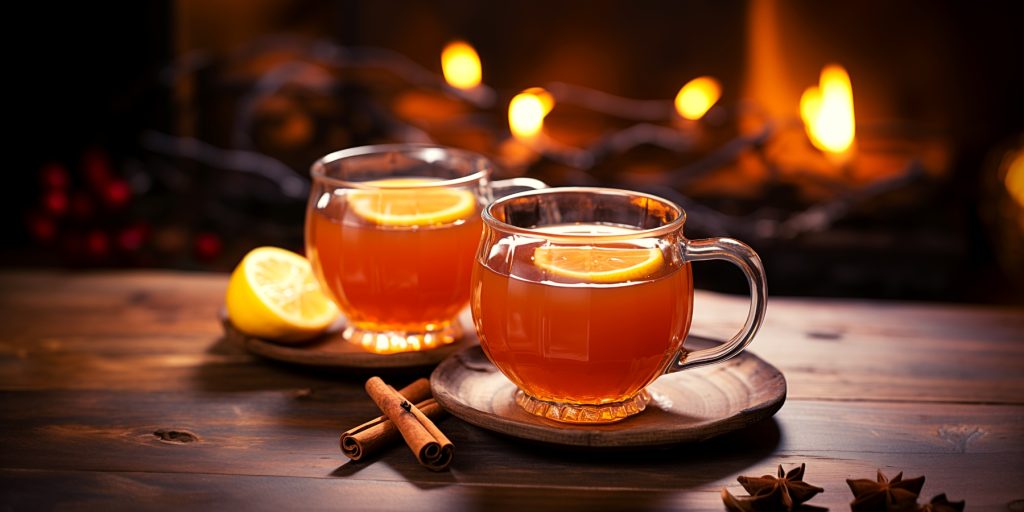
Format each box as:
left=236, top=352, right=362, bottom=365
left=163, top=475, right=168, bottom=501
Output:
left=226, top=247, right=340, bottom=342
left=533, top=244, right=664, bottom=283
left=347, top=178, right=477, bottom=226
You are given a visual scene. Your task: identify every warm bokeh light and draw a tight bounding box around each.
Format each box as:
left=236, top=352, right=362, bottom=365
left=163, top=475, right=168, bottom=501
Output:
left=508, top=87, right=554, bottom=140
left=441, top=41, right=482, bottom=90
left=674, top=76, right=721, bottom=120
left=351, top=328, right=452, bottom=354
left=1007, top=150, right=1024, bottom=208
left=800, top=64, right=856, bottom=155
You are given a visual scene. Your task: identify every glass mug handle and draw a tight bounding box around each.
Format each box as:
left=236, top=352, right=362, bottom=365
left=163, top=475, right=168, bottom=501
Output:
left=669, top=238, right=768, bottom=372
left=490, top=177, right=548, bottom=198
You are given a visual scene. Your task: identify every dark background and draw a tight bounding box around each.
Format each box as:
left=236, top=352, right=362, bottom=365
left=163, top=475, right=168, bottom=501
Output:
left=7, top=1, right=1024, bottom=303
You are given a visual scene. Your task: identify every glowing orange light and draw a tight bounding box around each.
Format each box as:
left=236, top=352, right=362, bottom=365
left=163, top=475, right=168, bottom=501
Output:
left=441, top=41, right=482, bottom=90
left=348, top=328, right=454, bottom=354
left=800, top=64, right=856, bottom=155
left=508, top=87, right=554, bottom=140
left=674, top=76, right=721, bottom=120
left=1008, top=150, right=1024, bottom=208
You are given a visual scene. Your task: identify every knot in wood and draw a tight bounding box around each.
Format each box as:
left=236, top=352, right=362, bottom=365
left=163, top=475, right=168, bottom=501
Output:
left=937, top=425, right=984, bottom=453
left=153, top=428, right=200, bottom=444
left=805, top=329, right=844, bottom=340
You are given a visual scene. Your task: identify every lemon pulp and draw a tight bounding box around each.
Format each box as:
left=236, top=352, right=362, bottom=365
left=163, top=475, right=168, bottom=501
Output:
left=226, top=246, right=339, bottom=342
left=531, top=224, right=664, bottom=283
left=347, top=178, right=477, bottom=227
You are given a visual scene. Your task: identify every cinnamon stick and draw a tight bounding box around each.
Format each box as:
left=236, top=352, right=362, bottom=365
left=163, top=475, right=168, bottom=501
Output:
left=364, top=376, right=453, bottom=471
left=339, top=378, right=439, bottom=461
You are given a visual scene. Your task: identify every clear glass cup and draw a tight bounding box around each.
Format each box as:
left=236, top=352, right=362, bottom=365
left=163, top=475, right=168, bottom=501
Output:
left=472, top=187, right=767, bottom=423
left=307, top=144, right=544, bottom=354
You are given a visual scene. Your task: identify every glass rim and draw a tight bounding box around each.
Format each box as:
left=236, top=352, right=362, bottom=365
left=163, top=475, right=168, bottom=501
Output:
left=482, top=187, right=687, bottom=242
left=309, top=143, right=492, bottom=189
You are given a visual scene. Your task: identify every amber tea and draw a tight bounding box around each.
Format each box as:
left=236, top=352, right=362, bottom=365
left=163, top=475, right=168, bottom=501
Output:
left=473, top=224, right=694, bottom=405
left=306, top=145, right=545, bottom=353
left=471, top=188, right=766, bottom=423
left=307, top=180, right=482, bottom=352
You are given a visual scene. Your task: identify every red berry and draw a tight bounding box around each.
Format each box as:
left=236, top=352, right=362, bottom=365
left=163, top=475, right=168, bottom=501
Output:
left=27, top=215, right=57, bottom=242
left=41, top=163, right=70, bottom=189
left=117, top=225, right=147, bottom=252
left=194, top=232, right=222, bottom=261
left=104, top=180, right=131, bottom=208
left=86, top=230, right=109, bottom=256
left=44, top=190, right=68, bottom=216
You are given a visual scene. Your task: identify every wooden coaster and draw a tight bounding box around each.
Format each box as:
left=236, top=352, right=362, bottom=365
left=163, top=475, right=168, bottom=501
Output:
left=430, top=338, right=786, bottom=447
left=220, top=310, right=474, bottom=369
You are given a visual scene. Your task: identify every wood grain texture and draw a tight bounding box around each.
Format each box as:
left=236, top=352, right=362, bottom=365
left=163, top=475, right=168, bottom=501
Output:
left=0, top=389, right=1021, bottom=506
left=0, top=469, right=729, bottom=512
left=4, top=468, right=1020, bottom=512
left=430, top=343, right=786, bottom=446
left=1, top=270, right=1023, bottom=511
left=2, top=272, right=1021, bottom=400
left=690, top=294, right=1024, bottom=404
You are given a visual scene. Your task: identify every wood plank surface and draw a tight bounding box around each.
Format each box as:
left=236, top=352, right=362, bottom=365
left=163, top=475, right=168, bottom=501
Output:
left=2, top=272, right=1021, bottom=401
left=0, top=469, right=729, bottom=512
left=1, top=390, right=1021, bottom=486
left=0, top=271, right=1022, bottom=511
left=3, top=467, right=1021, bottom=512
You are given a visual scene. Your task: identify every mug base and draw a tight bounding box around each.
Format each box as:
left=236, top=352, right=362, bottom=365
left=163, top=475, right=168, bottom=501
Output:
left=514, top=389, right=651, bottom=424
left=342, top=320, right=462, bottom=354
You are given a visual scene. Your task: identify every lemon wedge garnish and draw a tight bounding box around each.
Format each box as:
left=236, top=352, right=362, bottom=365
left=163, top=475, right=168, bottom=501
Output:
left=533, top=245, right=664, bottom=283
left=348, top=178, right=477, bottom=227
left=226, top=247, right=339, bottom=342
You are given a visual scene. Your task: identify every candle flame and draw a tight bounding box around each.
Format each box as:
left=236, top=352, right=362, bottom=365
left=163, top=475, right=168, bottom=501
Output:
left=508, top=87, right=554, bottom=140
left=441, top=41, right=482, bottom=90
left=674, top=76, right=721, bottom=120
left=800, top=64, right=856, bottom=155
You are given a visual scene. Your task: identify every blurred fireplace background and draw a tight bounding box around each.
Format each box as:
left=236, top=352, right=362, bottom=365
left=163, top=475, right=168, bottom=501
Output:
left=8, top=0, right=1023, bottom=303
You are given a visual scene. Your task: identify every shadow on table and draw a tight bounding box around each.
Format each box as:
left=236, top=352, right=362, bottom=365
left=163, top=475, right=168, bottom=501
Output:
left=330, top=455, right=460, bottom=490
left=463, top=415, right=782, bottom=486
left=326, top=413, right=782, bottom=493
left=460, top=419, right=782, bottom=510
left=462, top=485, right=705, bottom=512
left=198, top=333, right=782, bottom=495
left=191, top=337, right=435, bottom=392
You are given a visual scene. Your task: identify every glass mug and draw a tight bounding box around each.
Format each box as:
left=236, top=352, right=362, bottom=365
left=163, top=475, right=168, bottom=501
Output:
left=471, top=187, right=767, bottom=423
left=306, top=144, right=544, bottom=354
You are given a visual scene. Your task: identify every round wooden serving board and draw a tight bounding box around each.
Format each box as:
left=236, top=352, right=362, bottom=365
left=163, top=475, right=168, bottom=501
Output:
left=430, top=338, right=786, bottom=447
left=220, top=310, right=474, bottom=369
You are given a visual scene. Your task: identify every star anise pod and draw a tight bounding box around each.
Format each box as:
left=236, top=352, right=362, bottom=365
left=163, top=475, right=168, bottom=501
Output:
left=721, top=463, right=827, bottom=511
left=846, top=470, right=925, bottom=512
left=918, top=494, right=964, bottom=512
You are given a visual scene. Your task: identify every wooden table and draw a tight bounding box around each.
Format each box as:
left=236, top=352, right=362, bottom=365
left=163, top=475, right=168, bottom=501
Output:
left=1, top=271, right=1022, bottom=510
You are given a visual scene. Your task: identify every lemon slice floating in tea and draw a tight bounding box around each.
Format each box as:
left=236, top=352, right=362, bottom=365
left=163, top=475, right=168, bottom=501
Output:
left=226, top=246, right=340, bottom=342
left=531, top=225, right=664, bottom=283
left=348, top=178, right=477, bottom=227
